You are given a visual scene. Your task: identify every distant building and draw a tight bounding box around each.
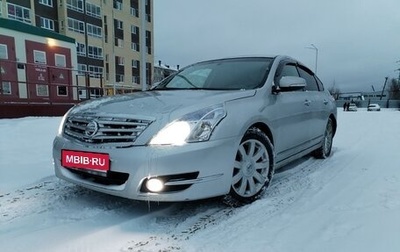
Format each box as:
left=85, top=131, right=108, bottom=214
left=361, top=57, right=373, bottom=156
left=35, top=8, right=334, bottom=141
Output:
left=1, top=0, right=155, bottom=117
left=337, top=92, right=364, bottom=101
left=153, top=60, right=179, bottom=83
left=362, top=90, right=389, bottom=100
left=0, top=0, right=154, bottom=94
left=0, top=18, right=77, bottom=117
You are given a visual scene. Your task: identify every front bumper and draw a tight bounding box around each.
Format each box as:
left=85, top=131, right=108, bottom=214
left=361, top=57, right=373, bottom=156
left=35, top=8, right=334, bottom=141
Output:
left=53, top=135, right=238, bottom=202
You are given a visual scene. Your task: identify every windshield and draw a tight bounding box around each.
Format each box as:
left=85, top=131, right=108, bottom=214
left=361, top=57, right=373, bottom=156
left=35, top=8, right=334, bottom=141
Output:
left=154, top=57, right=273, bottom=90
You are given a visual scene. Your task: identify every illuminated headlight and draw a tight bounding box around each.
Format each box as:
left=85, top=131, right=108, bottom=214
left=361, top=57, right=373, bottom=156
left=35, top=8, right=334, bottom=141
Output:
left=146, top=178, right=164, bottom=192
left=149, top=104, right=226, bottom=146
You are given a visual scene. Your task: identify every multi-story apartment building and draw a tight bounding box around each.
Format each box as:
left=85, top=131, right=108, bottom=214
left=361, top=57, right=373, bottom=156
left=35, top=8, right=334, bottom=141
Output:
left=0, top=0, right=154, bottom=94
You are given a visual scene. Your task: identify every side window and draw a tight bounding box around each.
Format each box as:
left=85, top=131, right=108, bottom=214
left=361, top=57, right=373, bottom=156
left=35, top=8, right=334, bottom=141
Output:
left=315, top=76, right=325, bottom=91
left=281, top=64, right=299, bottom=77
left=275, top=63, right=299, bottom=85
left=298, top=66, right=318, bottom=91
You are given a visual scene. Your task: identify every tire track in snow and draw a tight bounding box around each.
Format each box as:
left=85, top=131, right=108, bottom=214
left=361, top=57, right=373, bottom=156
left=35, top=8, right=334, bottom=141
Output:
left=0, top=176, right=137, bottom=225
left=0, top=154, right=336, bottom=252
left=122, top=155, right=334, bottom=251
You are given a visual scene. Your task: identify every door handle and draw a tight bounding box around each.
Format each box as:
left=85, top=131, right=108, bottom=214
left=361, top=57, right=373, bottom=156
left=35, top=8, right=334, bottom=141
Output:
left=304, top=99, right=311, bottom=106
left=323, top=99, right=329, bottom=105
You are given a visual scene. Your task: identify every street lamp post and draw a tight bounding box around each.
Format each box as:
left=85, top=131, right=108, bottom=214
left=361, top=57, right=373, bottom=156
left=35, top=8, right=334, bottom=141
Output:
left=306, top=44, right=318, bottom=74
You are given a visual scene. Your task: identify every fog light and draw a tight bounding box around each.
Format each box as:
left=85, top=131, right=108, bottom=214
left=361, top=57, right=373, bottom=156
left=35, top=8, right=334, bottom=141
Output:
left=146, top=178, right=164, bottom=192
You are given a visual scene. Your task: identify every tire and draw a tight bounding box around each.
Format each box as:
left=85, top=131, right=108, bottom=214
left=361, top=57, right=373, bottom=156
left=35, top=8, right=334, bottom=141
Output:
left=226, top=127, right=275, bottom=205
left=314, top=118, right=334, bottom=159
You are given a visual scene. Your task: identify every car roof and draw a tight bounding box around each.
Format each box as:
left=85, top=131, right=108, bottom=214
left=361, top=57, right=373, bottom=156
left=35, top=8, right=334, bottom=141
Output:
left=181, top=55, right=314, bottom=75
left=191, top=55, right=301, bottom=64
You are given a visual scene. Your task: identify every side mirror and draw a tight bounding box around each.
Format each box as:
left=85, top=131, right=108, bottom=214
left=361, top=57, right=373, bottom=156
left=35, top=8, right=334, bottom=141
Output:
left=279, top=76, right=306, bottom=91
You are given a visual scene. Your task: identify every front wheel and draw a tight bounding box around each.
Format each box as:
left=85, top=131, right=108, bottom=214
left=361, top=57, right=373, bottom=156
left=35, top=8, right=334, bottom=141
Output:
left=226, top=128, right=275, bottom=205
left=314, top=118, right=334, bottom=159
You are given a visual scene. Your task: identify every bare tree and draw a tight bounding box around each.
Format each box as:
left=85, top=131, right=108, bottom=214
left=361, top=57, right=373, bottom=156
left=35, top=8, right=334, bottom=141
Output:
left=389, top=78, right=400, bottom=100
left=328, top=80, right=341, bottom=100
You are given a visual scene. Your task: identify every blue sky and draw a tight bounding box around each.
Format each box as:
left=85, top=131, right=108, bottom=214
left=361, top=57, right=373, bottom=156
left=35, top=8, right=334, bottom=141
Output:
left=154, top=0, right=400, bottom=92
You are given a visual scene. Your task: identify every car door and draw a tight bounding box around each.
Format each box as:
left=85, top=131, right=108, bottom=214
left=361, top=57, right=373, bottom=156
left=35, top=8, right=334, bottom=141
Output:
left=271, top=62, right=314, bottom=164
left=297, top=65, right=330, bottom=147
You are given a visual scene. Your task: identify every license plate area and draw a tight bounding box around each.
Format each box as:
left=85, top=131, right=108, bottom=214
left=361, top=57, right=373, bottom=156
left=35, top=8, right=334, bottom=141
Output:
left=61, top=149, right=110, bottom=173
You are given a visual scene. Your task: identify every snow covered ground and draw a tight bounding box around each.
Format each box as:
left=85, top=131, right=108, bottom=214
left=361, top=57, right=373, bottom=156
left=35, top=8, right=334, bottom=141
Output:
left=1, top=109, right=400, bottom=252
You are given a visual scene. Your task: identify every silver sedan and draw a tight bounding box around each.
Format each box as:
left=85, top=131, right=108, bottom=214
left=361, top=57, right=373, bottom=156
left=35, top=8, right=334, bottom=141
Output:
left=53, top=56, right=337, bottom=205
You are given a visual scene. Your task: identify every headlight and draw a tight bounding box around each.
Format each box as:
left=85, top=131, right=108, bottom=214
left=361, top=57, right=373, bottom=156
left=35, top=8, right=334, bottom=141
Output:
left=149, top=104, right=226, bottom=146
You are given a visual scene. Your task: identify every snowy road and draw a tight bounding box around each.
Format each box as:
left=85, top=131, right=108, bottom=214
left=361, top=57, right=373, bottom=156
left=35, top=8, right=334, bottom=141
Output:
left=1, top=110, right=400, bottom=252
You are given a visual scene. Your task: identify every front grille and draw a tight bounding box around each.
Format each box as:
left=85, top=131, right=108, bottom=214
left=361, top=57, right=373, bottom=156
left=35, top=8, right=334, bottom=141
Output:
left=68, top=168, right=129, bottom=186
left=64, top=115, right=153, bottom=147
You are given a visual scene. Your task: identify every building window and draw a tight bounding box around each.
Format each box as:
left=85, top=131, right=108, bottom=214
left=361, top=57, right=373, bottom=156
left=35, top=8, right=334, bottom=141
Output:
left=116, top=56, right=124, bottom=66
left=115, top=38, right=123, bottom=48
left=36, top=84, right=49, bottom=96
left=146, top=62, right=152, bottom=85
left=87, top=23, right=102, bottom=38
left=86, top=2, right=101, bottom=19
left=87, top=45, right=103, bottom=59
left=40, top=17, right=54, bottom=31
left=113, top=0, right=122, bottom=10
left=131, top=25, right=138, bottom=34
left=116, top=19, right=123, bottom=30
left=7, top=3, right=31, bottom=24
left=146, top=14, right=151, bottom=22
left=39, top=0, right=53, bottom=7
left=116, top=74, right=124, bottom=82
left=67, top=18, right=85, bottom=33
left=131, top=42, right=139, bottom=52
left=132, top=60, right=139, bottom=69
left=34, top=50, right=46, bottom=64
left=146, top=30, right=151, bottom=55
left=78, top=64, right=87, bottom=75
left=132, top=75, right=140, bottom=84
left=1, top=81, right=11, bottom=95
left=88, top=65, right=103, bottom=77
left=57, top=86, right=68, bottom=96
left=0, top=44, right=8, bottom=59
left=55, top=54, right=66, bottom=67
left=76, top=42, right=86, bottom=56
left=130, top=7, right=138, bottom=17
left=67, top=0, right=83, bottom=12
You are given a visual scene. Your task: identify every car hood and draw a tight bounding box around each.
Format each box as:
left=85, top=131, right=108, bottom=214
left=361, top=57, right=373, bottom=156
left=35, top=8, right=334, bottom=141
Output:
left=69, top=89, right=256, bottom=117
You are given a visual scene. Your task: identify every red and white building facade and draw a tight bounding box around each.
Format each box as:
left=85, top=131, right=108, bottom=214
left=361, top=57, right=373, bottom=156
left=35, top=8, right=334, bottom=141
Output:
left=0, top=18, right=77, bottom=116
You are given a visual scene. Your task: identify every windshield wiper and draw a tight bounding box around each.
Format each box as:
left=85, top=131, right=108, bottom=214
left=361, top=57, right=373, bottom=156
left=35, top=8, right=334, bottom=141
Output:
left=175, top=74, right=199, bottom=88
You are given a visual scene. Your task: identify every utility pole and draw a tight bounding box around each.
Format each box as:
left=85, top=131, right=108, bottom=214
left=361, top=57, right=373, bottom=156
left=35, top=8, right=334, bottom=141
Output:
left=306, top=44, right=318, bottom=74
left=140, top=0, right=147, bottom=91
left=380, top=77, right=388, bottom=100
left=396, top=68, right=400, bottom=82
left=396, top=60, right=400, bottom=81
